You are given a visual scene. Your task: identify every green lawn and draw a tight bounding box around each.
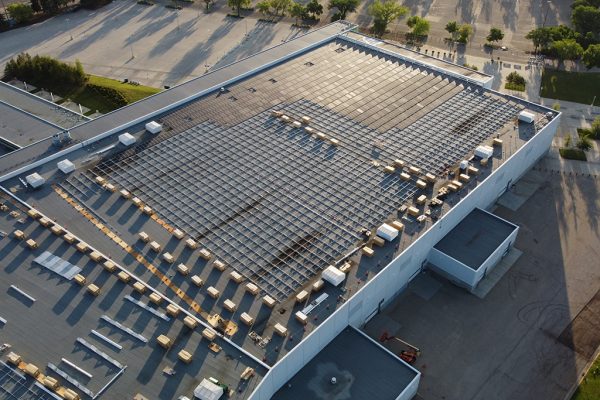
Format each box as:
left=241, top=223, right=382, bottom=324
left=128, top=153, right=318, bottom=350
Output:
left=64, top=75, right=161, bottom=115
left=572, top=356, right=600, bottom=400
left=541, top=69, right=600, bottom=105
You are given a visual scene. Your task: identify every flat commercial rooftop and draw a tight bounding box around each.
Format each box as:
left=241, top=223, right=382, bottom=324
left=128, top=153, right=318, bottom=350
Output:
left=433, top=208, right=518, bottom=270
left=0, top=21, right=556, bottom=400
left=273, top=327, right=418, bottom=400
left=0, top=81, right=87, bottom=130
left=84, top=36, right=537, bottom=302
left=0, top=102, right=61, bottom=148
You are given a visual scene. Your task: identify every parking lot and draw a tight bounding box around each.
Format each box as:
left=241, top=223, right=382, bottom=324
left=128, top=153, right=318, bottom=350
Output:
left=364, top=165, right=600, bottom=400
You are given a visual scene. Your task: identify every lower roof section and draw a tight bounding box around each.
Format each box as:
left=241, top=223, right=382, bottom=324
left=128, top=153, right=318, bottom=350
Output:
left=272, top=326, right=418, bottom=400
left=0, top=101, right=61, bottom=148
left=433, top=207, right=518, bottom=270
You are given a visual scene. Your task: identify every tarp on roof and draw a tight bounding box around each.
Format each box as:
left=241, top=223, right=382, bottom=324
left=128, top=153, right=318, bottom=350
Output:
left=194, top=379, right=223, bottom=400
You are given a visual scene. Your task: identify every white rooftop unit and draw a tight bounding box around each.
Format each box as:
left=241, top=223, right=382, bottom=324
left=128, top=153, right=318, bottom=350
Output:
left=321, top=265, right=346, bottom=287
left=25, top=172, right=45, bottom=188
left=376, top=223, right=399, bottom=241
left=474, top=145, right=494, bottom=160
left=518, top=111, right=535, bottom=123
left=459, top=160, right=469, bottom=170
left=145, top=121, right=162, bottom=134
left=119, top=132, right=136, bottom=146
left=57, top=159, right=75, bottom=174
left=194, top=379, right=224, bottom=400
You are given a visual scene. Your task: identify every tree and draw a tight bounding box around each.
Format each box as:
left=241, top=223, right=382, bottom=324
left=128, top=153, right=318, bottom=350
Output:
left=572, top=5, right=600, bottom=35
left=4, top=53, right=87, bottom=93
left=406, top=15, right=430, bottom=37
left=203, top=0, right=213, bottom=12
left=30, top=0, right=42, bottom=13
left=486, top=27, right=504, bottom=43
left=583, top=44, right=600, bottom=68
left=289, top=1, right=306, bottom=23
left=40, top=0, right=58, bottom=13
left=526, top=27, right=552, bottom=52
left=305, top=0, right=323, bottom=19
left=367, top=0, right=407, bottom=36
left=328, top=0, right=359, bottom=21
left=445, top=21, right=458, bottom=40
left=256, top=0, right=271, bottom=15
left=552, top=39, right=584, bottom=61
left=270, top=0, right=292, bottom=15
left=457, top=23, right=473, bottom=43
left=7, top=3, right=33, bottom=23
left=227, top=0, right=251, bottom=16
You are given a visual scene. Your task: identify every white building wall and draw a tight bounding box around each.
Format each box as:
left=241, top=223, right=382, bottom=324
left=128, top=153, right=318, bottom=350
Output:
left=428, top=220, right=519, bottom=290
left=396, top=374, right=421, bottom=400
left=476, top=227, right=519, bottom=281
left=249, top=114, right=560, bottom=400
left=428, top=248, right=477, bottom=287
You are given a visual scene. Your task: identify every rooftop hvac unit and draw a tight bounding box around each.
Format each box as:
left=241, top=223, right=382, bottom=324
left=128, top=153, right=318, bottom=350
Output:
left=474, top=145, right=494, bottom=160
left=376, top=223, right=399, bottom=241
left=25, top=173, right=45, bottom=188
left=459, top=160, right=469, bottom=170
left=57, top=159, right=75, bottom=174
left=518, top=111, right=535, bottom=123
left=119, top=132, right=136, bottom=146
left=145, top=121, right=162, bottom=134
left=322, top=265, right=346, bottom=287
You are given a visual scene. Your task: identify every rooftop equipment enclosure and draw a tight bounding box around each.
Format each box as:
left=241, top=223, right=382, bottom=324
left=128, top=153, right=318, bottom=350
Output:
left=57, top=159, right=75, bottom=174
left=377, top=223, right=399, bottom=241
left=145, top=121, right=162, bottom=134
left=119, top=132, right=136, bottom=146
left=518, top=111, right=535, bottom=123
left=25, top=172, right=45, bottom=188
left=322, top=265, right=346, bottom=286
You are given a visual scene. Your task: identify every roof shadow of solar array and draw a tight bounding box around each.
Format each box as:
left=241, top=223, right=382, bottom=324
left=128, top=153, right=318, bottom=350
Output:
left=84, top=38, right=523, bottom=302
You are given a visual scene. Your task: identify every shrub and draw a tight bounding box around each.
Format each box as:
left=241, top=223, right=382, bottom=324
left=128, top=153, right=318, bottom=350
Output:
left=86, top=84, right=128, bottom=109
left=505, top=71, right=526, bottom=91
left=576, top=135, right=593, bottom=150
left=4, top=53, right=87, bottom=94
left=7, top=3, right=34, bottom=24
left=559, top=147, right=587, bottom=160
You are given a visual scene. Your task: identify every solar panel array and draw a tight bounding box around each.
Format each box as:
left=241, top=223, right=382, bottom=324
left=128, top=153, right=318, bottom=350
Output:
left=93, top=101, right=418, bottom=300
left=87, top=38, right=524, bottom=300
left=0, top=364, right=56, bottom=400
